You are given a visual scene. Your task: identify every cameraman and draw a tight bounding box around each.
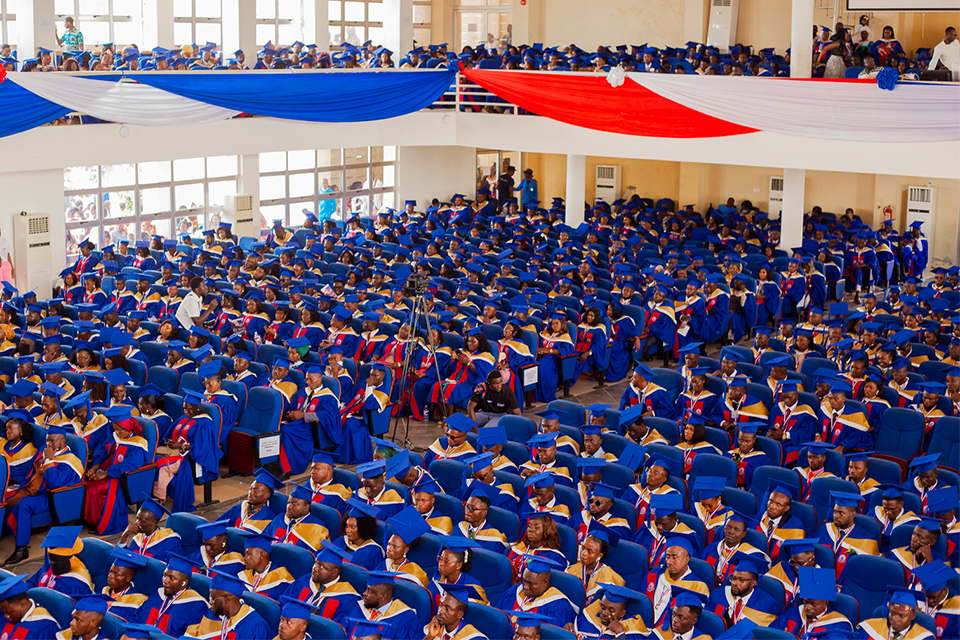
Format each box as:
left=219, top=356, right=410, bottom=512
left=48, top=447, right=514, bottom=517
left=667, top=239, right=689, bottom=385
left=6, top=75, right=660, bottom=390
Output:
left=467, top=370, right=520, bottom=428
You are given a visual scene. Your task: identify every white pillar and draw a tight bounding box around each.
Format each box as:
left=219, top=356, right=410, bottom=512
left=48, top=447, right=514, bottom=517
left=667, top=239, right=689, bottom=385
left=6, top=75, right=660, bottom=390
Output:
left=790, top=0, right=814, bottom=78
left=382, top=0, right=413, bottom=63
left=565, top=154, right=587, bottom=226
left=303, top=0, right=330, bottom=53
left=239, top=154, right=262, bottom=236
left=16, top=0, right=56, bottom=61
left=223, top=0, right=256, bottom=62
left=142, top=0, right=174, bottom=49
left=779, top=168, right=806, bottom=251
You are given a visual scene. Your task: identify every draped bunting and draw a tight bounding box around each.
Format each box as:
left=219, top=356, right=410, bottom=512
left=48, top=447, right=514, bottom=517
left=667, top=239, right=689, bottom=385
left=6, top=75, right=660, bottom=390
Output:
left=9, top=73, right=241, bottom=127
left=129, top=68, right=458, bottom=122
left=0, top=68, right=457, bottom=137
left=0, top=78, right=72, bottom=139
left=461, top=67, right=960, bottom=142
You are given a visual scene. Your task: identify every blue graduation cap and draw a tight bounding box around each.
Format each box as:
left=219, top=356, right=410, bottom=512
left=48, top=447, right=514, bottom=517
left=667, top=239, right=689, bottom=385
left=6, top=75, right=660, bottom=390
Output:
left=797, top=566, right=836, bottom=602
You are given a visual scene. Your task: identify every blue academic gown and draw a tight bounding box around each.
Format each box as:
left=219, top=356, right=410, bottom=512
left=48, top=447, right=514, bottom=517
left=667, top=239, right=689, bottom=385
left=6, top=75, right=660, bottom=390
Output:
left=206, top=390, right=238, bottom=444
left=136, top=587, right=210, bottom=638
left=222, top=501, right=277, bottom=533
left=284, top=575, right=363, bottom=629
left=7, top=448, right=84, bottom=547
left=701, top=290, right=729, bottom=344
left=126, top=528, right=182, bottom=564
left=26, top=557, right=93, bottom=597
left=0, top=600, right=61, bottom=639
left=536, top=333, right=574, bottom=403
left=730, top=290, right=757, bottom=344
left=706, top=584, right=782, bottom=626
left=163, top=414, right=221, bottom=514
left=280, top=387, right=342, bottom=475
left=619, top=382, right=679, bottom=419
left=495, top=584, right=577, bottom=628
left=608, top=316, right=637, bottom=383
left=330, top=536, right=385, bottom=572
left=186, top=605, right=271, bottom=640
left=724, top=449, right=772, bottom=490
left=89, top=433, right=148, bottom=536
left=573, top=324, right=609, bottom=381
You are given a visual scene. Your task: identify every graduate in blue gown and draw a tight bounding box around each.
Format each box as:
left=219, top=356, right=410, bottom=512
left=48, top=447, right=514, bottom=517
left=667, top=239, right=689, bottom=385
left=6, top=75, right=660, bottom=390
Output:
left=83, top=407, right=149, bottom=536
left=350, top=571, right=423, bottom=640
left=606, top=304, right=637, bottom=383
left=535, top=314, right=575, bottom=403
left=572, top=303, right=609, bottom=382
left=284, top=540, right=363, bottom=628
left=408, top=328, right=455, bottom=421
left=182, top=571, right=271, bottom=640
left=780, top=260, right=807, bottom=319
left=495, top=554, right=577, bottom=627
left=135, top=554, right=210, bottom=636
left=729, top=274, right=757, bottom=344
left=26, top=526, right=94, bottom=597
left=198, top=361, right=238, bottom=443
left=700, top=275, right=730, bottom=344
left=155, top=389, right=221, bottom=514
left=0, top=574, right=61, bottom=639
left=331, top=499, right=386, bottom=572
left=280, top=361, right=342, bottom=475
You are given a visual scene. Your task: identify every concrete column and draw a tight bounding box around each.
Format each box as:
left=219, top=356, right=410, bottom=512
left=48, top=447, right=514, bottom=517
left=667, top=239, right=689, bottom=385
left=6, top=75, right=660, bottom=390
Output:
left=779, top=168, right=806, bottom=251
left=678, top=162, right=702, bottom=212
left=238, top=154, right=262, bottom=235
left=790, top=0, right=814, bottom=78
left=16, top=0, right=56, bottom=61
left=565, top=154, right=587, bottom=226
left=142, top=0, right=174, bottom=49
left=382, top=0, right=413, bottom=63
left=223, top=0, right=256, bottom=62
left=303, top=0, right=330, bottom=54
left=684, top=0, right=708, bottom=45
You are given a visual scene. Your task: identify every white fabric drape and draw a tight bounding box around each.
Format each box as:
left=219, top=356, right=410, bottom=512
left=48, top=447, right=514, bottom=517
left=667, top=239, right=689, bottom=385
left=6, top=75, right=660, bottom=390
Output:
left=7, top=73, right=239, bottom=126
left=630, top=73, right=960, bottom=142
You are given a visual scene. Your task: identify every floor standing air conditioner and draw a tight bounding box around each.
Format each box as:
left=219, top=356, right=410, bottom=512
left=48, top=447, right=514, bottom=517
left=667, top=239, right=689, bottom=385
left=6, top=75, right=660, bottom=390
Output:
left=12, top=213, right=53, bottom=298
left=906, top=186, right=936, bottom=232
left=769, top=176, right=784, bottom=217
left=222, top=194, right=256, bottom=239
left=707, top=0, right=740, bottom=52
left=595, top=165, right=622, bottom=205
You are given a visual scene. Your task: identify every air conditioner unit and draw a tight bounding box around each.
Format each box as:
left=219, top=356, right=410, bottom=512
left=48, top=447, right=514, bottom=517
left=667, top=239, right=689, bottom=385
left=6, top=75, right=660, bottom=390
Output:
left=12, top=213, right=53, bottom=298
left=595, top=165, right=622, bottom=204
left=707, top=0, right=740, bottom=52
left=906, top=186, right=936, bottom=231
left=769, top=176, right=784, bottom=217
left=222, top=194, right=256, bottom=239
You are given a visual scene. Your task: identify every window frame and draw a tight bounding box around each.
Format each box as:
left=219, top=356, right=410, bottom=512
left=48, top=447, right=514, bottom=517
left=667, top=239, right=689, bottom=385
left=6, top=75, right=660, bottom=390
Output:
left=64, top=157, right=238, bottom=259
left=54, top=0, right=139, bottom=48
left=327, top=0, right=383, bottom=49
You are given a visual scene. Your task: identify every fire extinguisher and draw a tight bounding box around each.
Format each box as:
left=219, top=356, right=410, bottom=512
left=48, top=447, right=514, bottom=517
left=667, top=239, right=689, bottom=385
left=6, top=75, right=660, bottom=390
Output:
left=881, top=204, right=893, bottom=225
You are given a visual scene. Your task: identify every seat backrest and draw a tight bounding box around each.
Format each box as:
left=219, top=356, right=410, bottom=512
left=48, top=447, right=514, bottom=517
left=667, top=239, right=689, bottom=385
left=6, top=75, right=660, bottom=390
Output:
left=549, top=569, right=586, bottom=614
left=652, top=368, right=683, bottom=401
left=689, top=453, right=737, bottom=488
left=272, top=542, right=317, bottom=579
left=721, top=487, right=758, bottom=515
left=237, top=387, right=283, bottom=435
left=874, top=408, right=924, bottom=459
left=839, top=555, right=905, bottom=620
left=470, top=548, right=513, bottom=606
left=148, top=366, right=180, bottom=395
left=167, top=512, right=207, bottom=556
left=547, top=400, right=586, bottom=427
left=77, top=538, right=117, bottom=592
left=463, top=603, right=511, bottom=640
left=749, top=465, right=802, bottom=503
left=242, top=590, right=281, bottom=631
left=929, top=417, right=960, bottom=471
left=429, top=459, right=468, bottom=493
left=644, top=417, right=680, bottom=445
left=393, top=579, right=434, bottom=627
left=487, top=506, right=520, bottom=543
left=500, top=415, right=537, bottom=444
left=27, top=588, right=74, bottom=628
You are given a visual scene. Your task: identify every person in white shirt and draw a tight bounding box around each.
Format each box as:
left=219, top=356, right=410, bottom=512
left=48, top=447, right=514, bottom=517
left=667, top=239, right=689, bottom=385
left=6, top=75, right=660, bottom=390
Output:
left=175, top=276, right=218, bottom=330
left=928, top=27, right=959, bottom=76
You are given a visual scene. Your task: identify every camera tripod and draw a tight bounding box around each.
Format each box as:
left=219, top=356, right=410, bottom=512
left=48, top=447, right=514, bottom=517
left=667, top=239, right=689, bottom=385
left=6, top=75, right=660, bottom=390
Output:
left=388, top=277, right=446, bottom=451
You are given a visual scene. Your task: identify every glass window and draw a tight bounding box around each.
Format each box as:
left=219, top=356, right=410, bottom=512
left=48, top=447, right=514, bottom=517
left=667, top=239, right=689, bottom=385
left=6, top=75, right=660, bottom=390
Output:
left=344, top=1, right=364, bottom=21
left=101, top=164, right=136, bottom=188
left=138, top=161, right=171, bottom=184
left=65, top=166, right=99, bottom=191
left=328, top=1, right=342, bottom=21
left=288, top=149, right=315, bottom=171
left=175, top=183, right=205, bottom=212
left=289, top=173, right=315, bottom=198
left=345, top=147, right=368, bottom=166
left=103, top=191, right=136, bottom=219
left=260, top=175, right=286, bottom=201
left=173, top=157, right=205, bottom=182
left=260, top=151, right=287, bottom=173
left=207, top=155, right=237, bottom=178
left=140, top=187, right=171, bottom=215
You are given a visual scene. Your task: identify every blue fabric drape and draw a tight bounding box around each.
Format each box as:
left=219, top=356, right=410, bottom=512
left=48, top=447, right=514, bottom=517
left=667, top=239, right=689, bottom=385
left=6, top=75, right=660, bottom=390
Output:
left=0, top=79, right=72, bottom=138
left=128, top=69, right=457, bottom=122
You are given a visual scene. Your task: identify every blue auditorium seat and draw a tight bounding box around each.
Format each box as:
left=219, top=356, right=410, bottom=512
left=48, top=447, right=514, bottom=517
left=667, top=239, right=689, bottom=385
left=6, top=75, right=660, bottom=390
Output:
left=549, top=569, right=586, bottom=614
left=547, top=400, right=586, bottom=427
left=167, top=512, right=207, bottom=555
left=487, top=506, right=520, bottom=543
left=307, top=615, right=346, bottom=640
left=227, top=386, right=283, bottom=473
left=839, top=555, right=905, bottom=619
left=689, top=453, right=737, bottom=488
left=464, top=603, right=511, bottom=640
left=429, top=459, right=468, bottom=493
left=471, top=547, right=513, bottom=606
left=242, top=590, right=281, bottom=630
left=27, top=588, right=74, bottom=628
left=806, top=477, right=859, bottom=524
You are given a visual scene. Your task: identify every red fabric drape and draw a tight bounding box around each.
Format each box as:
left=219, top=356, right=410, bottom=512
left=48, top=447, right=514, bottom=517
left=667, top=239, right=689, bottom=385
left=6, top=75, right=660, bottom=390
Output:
left=461, top=68, right=758, bottom=138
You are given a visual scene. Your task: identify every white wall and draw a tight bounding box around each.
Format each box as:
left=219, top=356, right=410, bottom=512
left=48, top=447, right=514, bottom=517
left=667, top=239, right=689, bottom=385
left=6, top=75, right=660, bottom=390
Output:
left=536, top=0, right=687, bottom=49
left=0, top=170, right=67, bottom=298
left=398, top=145, right=478, bottom=210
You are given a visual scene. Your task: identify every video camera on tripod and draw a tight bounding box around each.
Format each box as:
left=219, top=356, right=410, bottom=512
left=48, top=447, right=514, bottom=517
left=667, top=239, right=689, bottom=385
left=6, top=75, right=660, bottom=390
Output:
left=407, top=271, right=431, bottom=296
